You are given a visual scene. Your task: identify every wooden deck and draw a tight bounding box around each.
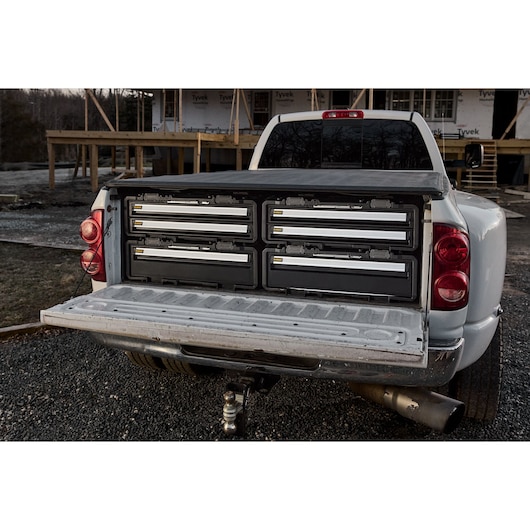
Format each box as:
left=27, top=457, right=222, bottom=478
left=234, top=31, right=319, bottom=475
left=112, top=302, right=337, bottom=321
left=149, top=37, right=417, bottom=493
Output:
left=47, top=130, right=530, bottom=192
left=47, top=130, right=260, bottom=191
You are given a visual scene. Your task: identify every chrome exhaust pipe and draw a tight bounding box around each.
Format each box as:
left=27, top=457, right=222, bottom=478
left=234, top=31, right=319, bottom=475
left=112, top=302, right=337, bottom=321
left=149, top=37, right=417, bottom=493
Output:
left=349, top=383, right=465, bottom=434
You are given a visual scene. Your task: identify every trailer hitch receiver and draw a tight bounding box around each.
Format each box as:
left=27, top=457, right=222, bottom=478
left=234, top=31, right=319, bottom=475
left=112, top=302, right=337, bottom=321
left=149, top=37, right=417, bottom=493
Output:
left=222, top=375, right=279, bottom=436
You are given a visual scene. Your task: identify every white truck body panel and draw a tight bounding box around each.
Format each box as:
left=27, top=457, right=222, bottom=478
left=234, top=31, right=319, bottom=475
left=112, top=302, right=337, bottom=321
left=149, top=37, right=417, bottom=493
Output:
left=41, top=109, right=505, bottom=387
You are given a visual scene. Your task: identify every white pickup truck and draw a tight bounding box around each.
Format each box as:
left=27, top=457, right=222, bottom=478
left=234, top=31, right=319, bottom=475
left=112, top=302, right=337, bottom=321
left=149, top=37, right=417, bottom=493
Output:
left=41, top=109, right=506, bottom=435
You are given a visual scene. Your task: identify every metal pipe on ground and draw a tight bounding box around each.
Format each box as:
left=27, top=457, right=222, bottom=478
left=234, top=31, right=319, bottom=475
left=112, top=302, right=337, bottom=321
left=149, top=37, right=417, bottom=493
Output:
left=349, top=383, right=465, bottom=434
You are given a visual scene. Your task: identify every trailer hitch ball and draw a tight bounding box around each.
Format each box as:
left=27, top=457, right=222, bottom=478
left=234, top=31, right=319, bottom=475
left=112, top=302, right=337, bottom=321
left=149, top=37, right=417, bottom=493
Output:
left=221, top=375, right=279, bottom=435
left=222, top=391, right=241, bottom=435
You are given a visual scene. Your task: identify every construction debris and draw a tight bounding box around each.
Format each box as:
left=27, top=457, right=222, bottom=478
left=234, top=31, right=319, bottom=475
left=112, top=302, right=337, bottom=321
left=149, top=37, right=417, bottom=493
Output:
left=504, top=188, right=530, bottom=200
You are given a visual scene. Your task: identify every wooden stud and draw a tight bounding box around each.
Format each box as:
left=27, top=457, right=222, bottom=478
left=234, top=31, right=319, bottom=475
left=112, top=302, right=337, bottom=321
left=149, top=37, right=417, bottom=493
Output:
left=166, top=147, right=171, bottom=174
left=86, top=89, right=116, bottom=132
left=162, top=89, right=167, bottom=132
left=179, top=89, right=183, bottom=133
left=173, top=90, right=177, bottom=132
left=205, top=148, right=211, bottom=173
left=90, top=144, right=98, bottom=192
left=500, top=95, right=530, bottom=141
left=48, top=142, right=55, bottom=189
left=115, top=91, right=120, bottom=131
left=135, top=146, right=144, bottom=178
left=73, top=144, right=80, bottom=179
left=234, top=90, right=240, bottom=145
left=240, top=89, right=254, bottom=130
left=350, top=89, right=366, bottom=109
left=178, top=147, right=184, bottom=174
left=194, top=133, right=202, bottom=173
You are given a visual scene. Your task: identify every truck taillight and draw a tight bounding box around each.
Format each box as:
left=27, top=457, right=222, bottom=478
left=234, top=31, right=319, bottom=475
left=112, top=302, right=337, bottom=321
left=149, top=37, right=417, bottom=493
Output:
left=432, top=224, right=470, bottom=310
left=80, top=209, right=106, bottom=282
left=322, top=110, right=364, bottom=119
left=80, top=217, right=101, bottom=244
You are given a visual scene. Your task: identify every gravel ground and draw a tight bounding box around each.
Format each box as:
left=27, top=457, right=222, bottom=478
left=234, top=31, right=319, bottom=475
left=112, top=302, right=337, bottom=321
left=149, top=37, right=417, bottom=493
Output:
left=0, top=300, right=528, bottom=441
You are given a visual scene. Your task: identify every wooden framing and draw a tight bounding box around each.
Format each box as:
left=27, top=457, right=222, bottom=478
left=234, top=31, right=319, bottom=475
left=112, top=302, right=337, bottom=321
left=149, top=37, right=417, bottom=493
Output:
left=47, top=89, right=263, bottom=192
left=47, top=130, right=260, bottom=191
left=48, top=131, right=530, bottom=193
left=46, top=89, right=530, bottom=193
left=436, top=138, right=530, bottom=188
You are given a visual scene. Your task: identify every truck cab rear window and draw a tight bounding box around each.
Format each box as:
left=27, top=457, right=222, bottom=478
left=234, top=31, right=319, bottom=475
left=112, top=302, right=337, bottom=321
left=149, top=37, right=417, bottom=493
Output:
left=258, top=119, right=433, bottom=170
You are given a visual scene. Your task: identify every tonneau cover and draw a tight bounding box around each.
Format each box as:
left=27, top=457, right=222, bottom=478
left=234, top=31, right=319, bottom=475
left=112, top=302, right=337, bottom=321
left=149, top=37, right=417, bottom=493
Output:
left=108, top=169, right=447, bottom=196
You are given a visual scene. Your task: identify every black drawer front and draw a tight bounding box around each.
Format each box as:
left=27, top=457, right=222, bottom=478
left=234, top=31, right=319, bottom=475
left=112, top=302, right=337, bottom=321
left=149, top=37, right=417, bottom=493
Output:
left=125, top=196, right=258, bottom=242
left=263, top=248, right=416, bottom=300
left=127, top=243, right=258, bottom=289
left=263, top=199, right=419, bottom=249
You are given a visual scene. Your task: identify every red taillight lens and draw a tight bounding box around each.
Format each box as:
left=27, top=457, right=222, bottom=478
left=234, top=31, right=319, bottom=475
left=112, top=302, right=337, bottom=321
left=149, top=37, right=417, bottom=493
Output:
left=435, top=233, right=469, bottom=265
left=80, top=218, right=101, bottom=244
left=322, top=110, right=364, bottom=119
left=80, top=249, right=104, bottom=276
left=434, top=271, right=469, bottom=303
left=432, top=224, right=470, bottom=310
left=80, top=210, right=106, bottom=282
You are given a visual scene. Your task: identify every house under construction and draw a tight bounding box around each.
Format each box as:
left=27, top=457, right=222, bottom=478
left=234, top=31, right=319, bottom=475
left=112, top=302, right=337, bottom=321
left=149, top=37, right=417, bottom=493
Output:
left=47, top=88, right=530, bottom=192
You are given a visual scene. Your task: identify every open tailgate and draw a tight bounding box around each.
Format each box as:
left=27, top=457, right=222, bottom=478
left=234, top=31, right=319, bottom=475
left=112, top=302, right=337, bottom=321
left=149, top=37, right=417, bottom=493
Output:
left=41, top=284, right=427, bottom=367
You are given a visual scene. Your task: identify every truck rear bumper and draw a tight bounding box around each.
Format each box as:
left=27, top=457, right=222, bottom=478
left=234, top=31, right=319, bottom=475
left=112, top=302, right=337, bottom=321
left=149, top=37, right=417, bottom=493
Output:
left=41, top=284, right=462, bottom=385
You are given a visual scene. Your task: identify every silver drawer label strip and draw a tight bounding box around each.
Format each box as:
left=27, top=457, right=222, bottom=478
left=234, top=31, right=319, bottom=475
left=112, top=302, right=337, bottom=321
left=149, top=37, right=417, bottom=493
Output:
left=272, top=255, right=406, bottom=273
left=272, top=225, right=407, bottom=240
left=133, top=219, right=249, bottom=234
left=272, top=209, right=407, bottom=222
left=133, top=203, right=248, bottom=216
left=135, top=247, right=249, bottom=263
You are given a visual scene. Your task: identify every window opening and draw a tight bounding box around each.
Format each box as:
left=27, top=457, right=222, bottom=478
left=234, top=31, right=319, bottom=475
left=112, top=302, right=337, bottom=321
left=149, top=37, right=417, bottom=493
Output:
left=389, top=90, right=456, bottom=121
left=253, top=91, right=271, bottom=127
left=331, top=90, right=351, bottom=109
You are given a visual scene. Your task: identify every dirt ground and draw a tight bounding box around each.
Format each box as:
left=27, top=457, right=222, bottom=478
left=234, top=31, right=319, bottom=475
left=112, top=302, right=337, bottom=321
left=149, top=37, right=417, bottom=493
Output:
left=0, top=167, right=118, bottom=327
left=0, top=243, right=92, bottom=327
left=0, top=167, right=118, bottom=248
left=1, top=166, right=530, bottom=329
